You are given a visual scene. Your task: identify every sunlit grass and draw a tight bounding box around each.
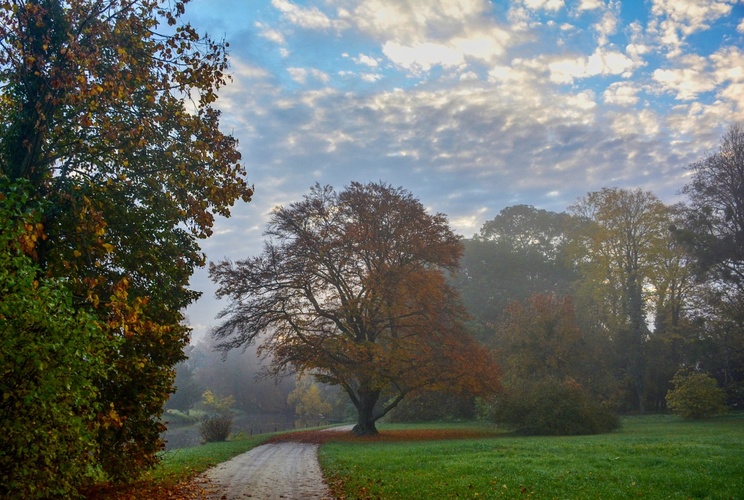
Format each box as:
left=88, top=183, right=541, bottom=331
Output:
left=320, top=414, right=744, bottom=499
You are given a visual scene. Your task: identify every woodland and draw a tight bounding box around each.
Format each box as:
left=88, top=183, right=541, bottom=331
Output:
left=0, top=0, right=742, bottom=497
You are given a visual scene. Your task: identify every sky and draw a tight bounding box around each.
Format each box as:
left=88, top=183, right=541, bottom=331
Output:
left=180, top=0, right=744, bottom=342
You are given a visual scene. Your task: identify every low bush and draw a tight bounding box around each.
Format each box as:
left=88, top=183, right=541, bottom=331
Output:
left=486, top=378, right=620, bottom=435
left=198, top=414, right=234, bottom=443
left=666, top=370, right=728, bottom=419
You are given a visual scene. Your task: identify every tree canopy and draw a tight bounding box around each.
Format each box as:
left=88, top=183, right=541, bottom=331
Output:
left=0, top=0, right=251, bottom=489
left=210, top=182, right=499, bottom=435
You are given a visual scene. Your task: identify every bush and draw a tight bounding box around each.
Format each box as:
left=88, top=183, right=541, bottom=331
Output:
left=487, top=379, right=620, bottom=435
left=197, top=390, right=235, bottom=443
left=0, top=183, right=111, bottom=498
left=666, top=371, right=728, bottom=419
left=198, top=415, right=234, bottom=443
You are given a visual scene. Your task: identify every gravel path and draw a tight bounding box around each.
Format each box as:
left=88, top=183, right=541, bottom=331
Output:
left=199, top=426, right=353, bottom=499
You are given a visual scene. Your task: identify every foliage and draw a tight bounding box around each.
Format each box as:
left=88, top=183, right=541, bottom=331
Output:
left=493, top=293, right=593, bottom=384
left=0, top=180, right=110, bottom=498
left=288, top=377, right=333, bottom=426
left=569, top=188, right=681, bottom=412
left=198, top=390, right=235, bottom=443
left=485, top=378, right=620, bottom=436
left=0, top=0, right=252, bottom=483
left=666, top=371, right=728, bottom=419
left=165, top=355, right=204, bottom=411
left=452, top=206, right=579, bottom=324
left=210, top=182, right=499, bottom=435
left=676, top=123, right=744, bottom=407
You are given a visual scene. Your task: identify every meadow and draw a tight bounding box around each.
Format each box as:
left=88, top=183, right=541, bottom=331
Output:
left=319, top=414, right=744, bottom=499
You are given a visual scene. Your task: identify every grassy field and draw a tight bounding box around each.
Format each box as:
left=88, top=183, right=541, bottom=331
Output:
left=319, top=414, right=744, bottom=499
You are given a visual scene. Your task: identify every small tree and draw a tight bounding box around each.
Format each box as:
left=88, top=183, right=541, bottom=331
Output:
left=288, top=377, right=333, bottom=427
left=666, top=371, right=728, bottom=419
left=198, top=390, right=235, bottom=443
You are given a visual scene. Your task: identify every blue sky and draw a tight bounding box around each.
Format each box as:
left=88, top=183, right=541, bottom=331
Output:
left=180, top=0, right=744, bottom=341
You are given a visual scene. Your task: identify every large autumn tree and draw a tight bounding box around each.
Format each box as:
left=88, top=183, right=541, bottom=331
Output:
left=210, top=182, right=499, bottom=435
left=0, top=0, right=252, bottom=486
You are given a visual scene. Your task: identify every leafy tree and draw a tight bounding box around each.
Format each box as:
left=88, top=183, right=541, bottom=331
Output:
left=287, top=377, right=333, bottom=427
left=0, top=0, right=252, bottom=482
left=0, top=180, right=110, bottom=497
left=453, top=206, right=579, bottom=324
left=165, top=351, right=204, bottom=411
left=569, top=188, right=674, bottom=412
left=666, top=371, right=728, bottom=419
left=676, top=124, right=744, bottom=403
left=492, top=293, right=596, bottom=386
left=210, top=182, right=499, bottom=435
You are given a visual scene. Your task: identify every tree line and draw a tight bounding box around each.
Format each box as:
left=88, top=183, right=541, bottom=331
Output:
left=453, top=126, right=744, bottom=417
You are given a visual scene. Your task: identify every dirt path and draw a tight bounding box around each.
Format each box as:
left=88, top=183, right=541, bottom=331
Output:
left=198, top=426, right=353, bottom=499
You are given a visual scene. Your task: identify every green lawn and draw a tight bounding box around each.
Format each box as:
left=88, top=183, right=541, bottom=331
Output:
left=319, top=414, right=744, bottom=499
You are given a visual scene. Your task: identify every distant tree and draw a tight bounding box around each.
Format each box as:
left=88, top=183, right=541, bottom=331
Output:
left=453, top=206, right=578, bottom=324
left=287, top=377, right=333, bottom=427
left=569, top=188, right=674, bottom=412
left=188, top=338, right=295, bottom=416
left=165, top=354, right=204, bottom=411
left=676, top=124, right=744, bottom=404
left=0, top=0, right=252, bottom=482
left=666, top=371, right=728, bottom=419
left=210, top=182, right=500, bottom=435
left=493, top=293, right=595, bottom=385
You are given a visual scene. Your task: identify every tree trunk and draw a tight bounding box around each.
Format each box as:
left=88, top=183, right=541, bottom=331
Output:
left=351, top=389, right=380, bottom=436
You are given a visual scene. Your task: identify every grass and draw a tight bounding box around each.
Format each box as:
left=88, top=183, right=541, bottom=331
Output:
left=319, top=414, right=744, bottom=499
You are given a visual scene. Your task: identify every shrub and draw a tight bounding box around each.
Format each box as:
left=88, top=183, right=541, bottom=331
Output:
left=487, top=378, right=620, bottom=435
left=198, top=415, right=234, bottom=443
left=197, top=390, right=235, bottom=443
left=0, top=183, right=111, bottom=498
left=666, top=371, right=728, bottom=419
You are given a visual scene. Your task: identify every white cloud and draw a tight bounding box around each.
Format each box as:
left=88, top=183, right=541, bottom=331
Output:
left=594, top=5, right=620, bottom=46
left=256, top=22, right=286, bottom=45
left=335, top=0, right=513, bottom=74
left=648, top=0, right=735, bottom=56
left=652, top=54, right=717, bottom=100
left=546, top=47, right=638, bottom=83
left=610, top=108, right=661, bottom=137
left=651, top=0, right=734, bottom=35
left=711, top=46, right=744, bottom=84
left=578, top=0, right=603, bottom=11
left=523, top=0, right=565, bottom=12
left=603, top=82, right=641, bottom=106
left=354, top=54, right=380, bottom=68
left=272, top=0, right=344, bottom=30
left=287, top=67, right=330, bottom=84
